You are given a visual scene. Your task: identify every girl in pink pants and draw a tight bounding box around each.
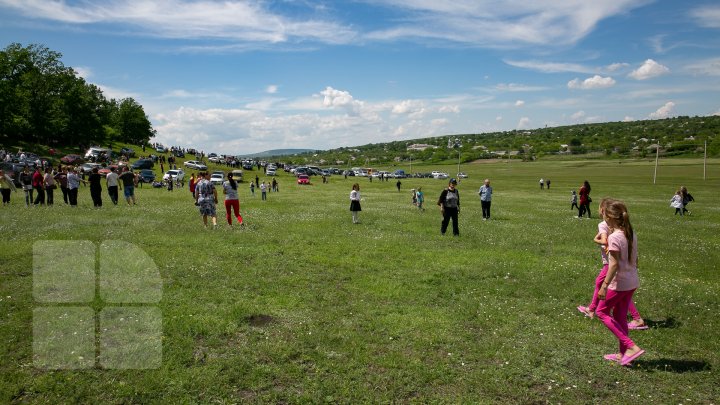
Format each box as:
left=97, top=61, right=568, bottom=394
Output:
left=578, top=198, right=646, bottom=330
left=595, top=200, right=645, bottom=366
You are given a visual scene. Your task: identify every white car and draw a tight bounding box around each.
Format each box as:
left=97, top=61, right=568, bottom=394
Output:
left=266, top=168, right=276, bottom=176
left=208, top=156, right=222, bottom=163
left=210, top=172, right=224, bottom=185
left=184, top=160, right=207, bottom=170
left=432, top=171, right=449, bottom=179
left=457, top=172, right=468, bottom=179
left=163, top=169, right=185, bottom=182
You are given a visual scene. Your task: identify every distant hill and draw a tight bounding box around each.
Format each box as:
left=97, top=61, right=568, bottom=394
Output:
left=275, top=116, right=720, bottom=165
left=238, top=148, right=315, bottom=158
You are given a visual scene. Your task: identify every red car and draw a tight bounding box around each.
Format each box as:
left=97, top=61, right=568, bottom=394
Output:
left=98, top=164, right=118, bottom=177
left=297, top=174, right=310, bottom=185
left=60, top=154, right=84, bottom=165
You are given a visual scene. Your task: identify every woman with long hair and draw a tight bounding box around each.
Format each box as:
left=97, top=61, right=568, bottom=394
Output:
left=222, top=172, right=243, bottom=226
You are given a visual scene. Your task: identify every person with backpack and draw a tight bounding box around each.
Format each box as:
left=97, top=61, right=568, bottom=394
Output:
left=438, top=178, right=460, bottom=236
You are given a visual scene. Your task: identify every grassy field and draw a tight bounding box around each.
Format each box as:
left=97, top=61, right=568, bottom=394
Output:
left=1, top=158, right=719, bottom=403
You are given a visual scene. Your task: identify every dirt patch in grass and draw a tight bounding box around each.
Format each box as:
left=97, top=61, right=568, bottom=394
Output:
left=245, top=314, right=274, bottom=327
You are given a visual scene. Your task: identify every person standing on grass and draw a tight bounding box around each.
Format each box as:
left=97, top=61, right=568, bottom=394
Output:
left=119, top=166, right=137, bottom=205
left=350, top=183, right=362, bottom=224
left=570, top=190, right=579, bottom=212
left=106, top=166, right=119, bottom=205
left=578, top=180, right=592, bottom=218
left=189, top=173, right=197, bottom=199
left=32, top=167, right=45, bottom=205
left=396, top=179, right=402, bottom=192
left=19, top=166, right=33, bottom=206
left=415, top=187, right=425, bottom=211
left=0, top=169, right=16, bottom=205
left=546, top=179, right=551, bottom=189
left=595, top=199, right=645, bottom=366
left=670, top=190, right=684, bottom=216
left=680, top=186, right=694, bottom=215
left=260, top=181, right=267, bottom=201
left=539, top=178, right=544, bottom=190
left=43, top=167, right=55, bottom=206
left=195, top=172, right=218, bottom=228
left=577, top=198, right=646, bottom=329
left=55, top=167, right=69, bottom=204
left=67, top=167, right=86, bottom=206
left=223, top=172, right=243, bottom=226
left=250, top=182, right=255, bottom=197
left=478, top=178, right=493, bottom=220
left=438, top=178, right=460, bottom=236
left=88, top=167, right=103, bottom=207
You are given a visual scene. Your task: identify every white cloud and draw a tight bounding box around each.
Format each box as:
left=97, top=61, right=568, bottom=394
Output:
left=684, top=58, right=720, bottom=76
left=605, top=63, right=629, bottom=72
left=629, top=59, right=670, bottom=80
left=648, top=102, right=676, bottom=119
left=570, top=110, right=586, bottom=121
left=392, top=99, right=425, bottom=115
left=0, top=0, right=357, bottom=45
left=495, top=116, right=503, bottom=122
left=266, top=85, right=279, bottom=94
left=515, top=100, right=525, bottom=107
left=623, top=116, right=635, bottom=122
left=713, top=109, right=720, bottom=117
left=494, top=83, right=549, bottom=92
left=438, top=105, right=460, bottom=113
left=689, top=5, right=720, bottom=28
left=504, top=60, right=596, bottom=74
left=73, top=66, right=93, bottom=79
left=517, top=117, right=530, bottom=129
left=567, top=75, right=616, bottom=90
left=320, top=86, right=364, bottom=116
left=365, top=1, right=652, bottom=47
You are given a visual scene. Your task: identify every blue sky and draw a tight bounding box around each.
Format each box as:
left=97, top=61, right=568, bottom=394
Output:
left=2, top=0, right=720, bottom=155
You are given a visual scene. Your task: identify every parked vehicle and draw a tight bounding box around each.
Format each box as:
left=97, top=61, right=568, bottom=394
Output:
left=393, top=170, right=406, bottom=178
left=120, top=147, right=136, bottom=157
left=266, top=167, right=276, bottom=176
left=84, top=147, right=110, bottom=159
left=230, top=169, right=244, bottom=182
left=60, top=154, right=84, bottom=165
left=80, top=163, right=102, bottom=174
left=98, top=165, right=119, bottom=177
left=210, top=171, right=224, bottom=185
left=457, top=172, right=468, bottom=179
left=163, top=169, right=185, bottom=183
left=184, top=160, right=207, bottom=171
left=131, top=159, right=154, bottom=170
left=432, top=171, right=449, bottom=179
left=297, top=174, right=310, bottom=185
left=138, top=169, right=156, bottom=183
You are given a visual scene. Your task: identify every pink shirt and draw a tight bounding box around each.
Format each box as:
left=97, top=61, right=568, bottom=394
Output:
left=598, top=221, right=609, bottom=265
left=607, top=229, right=639, bottom=291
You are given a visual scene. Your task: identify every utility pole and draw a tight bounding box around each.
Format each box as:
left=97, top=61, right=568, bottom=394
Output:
left=653, top=145, right=659, bottom=184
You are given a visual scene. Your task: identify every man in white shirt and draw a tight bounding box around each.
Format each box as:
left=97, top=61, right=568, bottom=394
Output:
left=106, top=167, right=120, bottom=205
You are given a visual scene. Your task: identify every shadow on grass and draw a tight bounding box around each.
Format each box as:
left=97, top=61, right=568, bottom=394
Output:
left=634, top=358, right=711, bottom=373
left=645, top=317, right=681, bottom=329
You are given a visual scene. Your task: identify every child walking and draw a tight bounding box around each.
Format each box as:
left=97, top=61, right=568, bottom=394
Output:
left=350, top=183, right=361, bottom=224
left=578, top=198, right=646, bottom=329
left=594, top=199, right=645, bottom=366
left=570, top=190, right=579, bottom=211
left=670, top=190, right=684, bottom=216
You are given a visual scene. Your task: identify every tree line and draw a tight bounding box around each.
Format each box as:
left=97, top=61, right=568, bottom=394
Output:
left=0, top=43, right=154, bottom=149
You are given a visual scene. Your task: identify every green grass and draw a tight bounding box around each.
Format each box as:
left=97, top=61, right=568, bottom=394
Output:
left=1, top=158, right=719, bottom=403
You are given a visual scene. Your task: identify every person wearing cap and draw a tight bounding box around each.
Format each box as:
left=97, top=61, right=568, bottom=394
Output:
left=437, top=178, right=460, bottom=236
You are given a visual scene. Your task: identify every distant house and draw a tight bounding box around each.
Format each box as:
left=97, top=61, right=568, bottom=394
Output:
left=407, top=143, right=437, bottom=151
